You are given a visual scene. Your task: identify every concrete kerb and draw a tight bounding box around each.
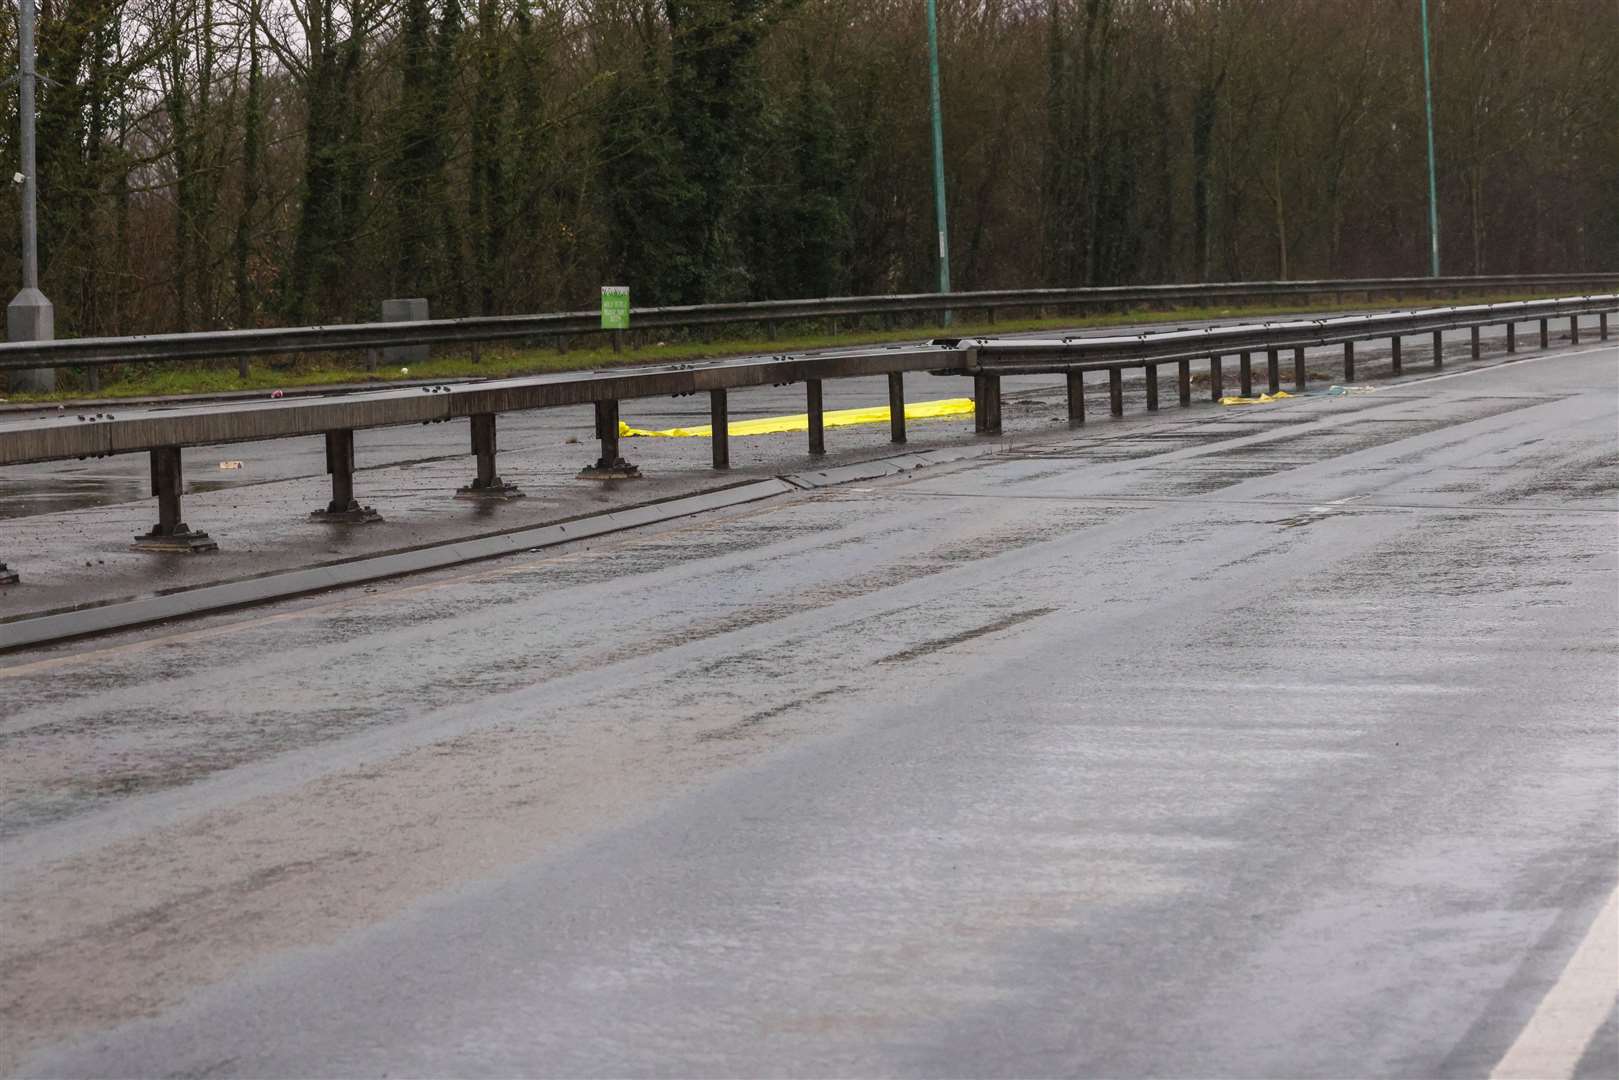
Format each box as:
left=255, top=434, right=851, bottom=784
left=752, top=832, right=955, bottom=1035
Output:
left=0, top=441, right=1007, bottom=652
left=0, top=478, right=790, bottom=652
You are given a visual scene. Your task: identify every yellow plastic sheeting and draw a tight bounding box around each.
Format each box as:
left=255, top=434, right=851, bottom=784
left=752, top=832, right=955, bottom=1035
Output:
left=1219, top=390, right=1295, bottom=406
left=620, top=397, right=976, bottom=438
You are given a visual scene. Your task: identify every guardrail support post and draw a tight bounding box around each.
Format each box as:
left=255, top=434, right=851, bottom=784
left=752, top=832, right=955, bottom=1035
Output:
left=973, top=373, right=1002, bottom=434
left=132, top=446, right=217, bottom=552
left=1145, top=364, right=1159, bottom=411
left=1238, top=351, right=1253, bottom=397
left=311, top=429, right=383, bottom=522
left=1343, top=341, right=1356, bottom=381
left=1178, top=360, right=1192, bottom=405
left=456, top=413, right=523, bottom=500
left=1209, top=356, right=1223, bottom=401
left=1390, top=335, right=1402, bottom=376
left=578, top=399, right=640, bottom=479
left=808, top=379, right=827, bottom=452
left=1265, top=348, right=1280, bottom=393
left=711, top=390, right=730, bottom=468
left=1292, top=347, right=1306, bottom=390
left=1432, top=329, right=1444, bottom=368
left=1539, top=318, right=1548, bottom=349
left=1471, top=326, right=1481, bottom=359
left=1504, top=323, right=1514, bottom=353
left=1601, top=313, right=1609, bottom=341
left=1108, top=369, right=1124, bottom=417
left=1570, top=315, right=1580, bottom=344
left=1066, top=371, right=1085, bottom=425
left=887, top=372, right=906, bottom=443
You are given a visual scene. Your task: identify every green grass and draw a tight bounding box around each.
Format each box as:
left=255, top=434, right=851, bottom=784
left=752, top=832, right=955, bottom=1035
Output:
left=1, top=293, right=1545, bottom=404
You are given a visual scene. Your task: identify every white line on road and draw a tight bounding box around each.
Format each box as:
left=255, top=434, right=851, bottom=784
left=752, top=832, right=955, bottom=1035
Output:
left=1491, top=884, right=1619, bottom=1079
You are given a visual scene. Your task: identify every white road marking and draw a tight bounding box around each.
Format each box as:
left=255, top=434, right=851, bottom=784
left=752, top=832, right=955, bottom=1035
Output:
left=1491, top=884, right=1619, bottom=1079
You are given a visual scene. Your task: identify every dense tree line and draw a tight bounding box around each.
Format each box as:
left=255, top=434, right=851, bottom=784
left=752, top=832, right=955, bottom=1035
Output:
left=1, top=0, right=1614, bottom=337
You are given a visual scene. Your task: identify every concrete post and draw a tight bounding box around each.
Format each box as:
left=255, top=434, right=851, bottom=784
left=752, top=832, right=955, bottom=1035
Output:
left=381, top=298, right=430, bottom=367
left=6, top=289, right=54, bottom=393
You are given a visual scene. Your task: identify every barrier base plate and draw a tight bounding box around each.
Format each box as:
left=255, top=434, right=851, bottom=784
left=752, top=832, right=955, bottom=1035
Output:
left=131, top=528, right=218, bottom=554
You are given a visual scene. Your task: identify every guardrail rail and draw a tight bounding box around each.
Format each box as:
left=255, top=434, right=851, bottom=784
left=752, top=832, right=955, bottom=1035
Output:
left=0, top=294, right=1612, bottom=580
left=2, top=274, right=1616, bottom=380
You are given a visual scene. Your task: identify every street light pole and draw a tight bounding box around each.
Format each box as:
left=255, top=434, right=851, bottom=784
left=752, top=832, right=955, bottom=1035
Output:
left=924, top=0, right=951, bottom=322
left=8, top=0, right=55, bottom=392
left=1420, top=0, right=1441, bottom=277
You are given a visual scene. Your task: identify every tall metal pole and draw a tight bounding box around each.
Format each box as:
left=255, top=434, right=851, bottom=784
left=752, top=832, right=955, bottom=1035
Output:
left=8, top=0, right=55, bottom=393
left=1420, top=0, right=1441, bottom=277
left=924, top=0, right=952, bottom=321
left=16, top=0, right=38, bottom=289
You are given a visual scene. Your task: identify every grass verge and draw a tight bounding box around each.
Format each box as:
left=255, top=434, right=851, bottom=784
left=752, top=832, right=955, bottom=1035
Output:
left=1, top=293, right=1545, bottom=404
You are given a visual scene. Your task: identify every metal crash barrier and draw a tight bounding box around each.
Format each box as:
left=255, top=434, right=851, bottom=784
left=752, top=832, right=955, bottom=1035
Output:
left=0, top=295, right=1612, bottom=576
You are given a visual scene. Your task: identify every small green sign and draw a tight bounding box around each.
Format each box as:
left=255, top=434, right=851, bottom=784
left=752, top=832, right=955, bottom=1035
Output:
left=601, top=286, right=630, bottom=330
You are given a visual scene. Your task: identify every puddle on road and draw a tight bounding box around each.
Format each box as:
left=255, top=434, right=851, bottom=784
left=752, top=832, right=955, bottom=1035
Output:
left=0, top=472, right=268, bottom=519
left=0, top=476, right=147, bottom=518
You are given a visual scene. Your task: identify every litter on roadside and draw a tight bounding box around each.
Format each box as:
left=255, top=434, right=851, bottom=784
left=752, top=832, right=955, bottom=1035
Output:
left=1219, top=391, right=1294, bottom=406
left=620, top=397, right=976, bottom=438
left=218, top=460, right=244, bottom=470
left=1325, top=384, right=1378, bottom=395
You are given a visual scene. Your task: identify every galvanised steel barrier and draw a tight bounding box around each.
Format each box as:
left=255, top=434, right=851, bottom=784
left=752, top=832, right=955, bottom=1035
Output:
left=0, top=295, right=1612, bottom=578
left=1, top=274, right=1616, bottom=378
left=957, top=295, right=1618, bottom=426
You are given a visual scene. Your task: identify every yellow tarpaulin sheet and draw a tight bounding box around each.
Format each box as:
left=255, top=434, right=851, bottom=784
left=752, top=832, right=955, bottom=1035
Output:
left=1219, top=390, right=1295, bottom=406
left=620, top=397, right=976, bottom=438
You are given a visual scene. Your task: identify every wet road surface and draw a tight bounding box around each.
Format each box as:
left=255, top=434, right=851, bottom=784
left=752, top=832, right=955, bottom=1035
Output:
left=0, top=319, right=1571, bottom=620
left=1, top=342, right=1615, bottom=1076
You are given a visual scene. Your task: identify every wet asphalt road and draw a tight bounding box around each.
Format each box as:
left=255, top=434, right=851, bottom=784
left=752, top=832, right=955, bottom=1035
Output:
left=1, top=342, right=1616, bottom=1077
